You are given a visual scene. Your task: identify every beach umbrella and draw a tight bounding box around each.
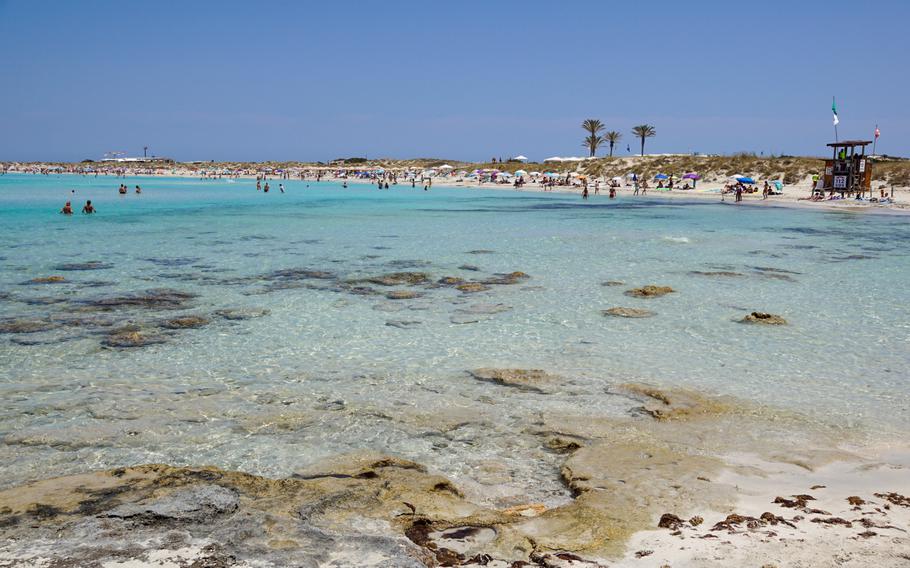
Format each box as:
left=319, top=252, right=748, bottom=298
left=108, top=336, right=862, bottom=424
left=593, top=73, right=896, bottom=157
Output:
left=514, top=169, right=528, bottom=176
left=544, top=156, right=563, bottom=162
left=438, top=164, right=454, bottom=170
left=654, top=173, right=669, bottom=180
left=514, top=155, right=528, bottom=162
left=736, top=176, right=756, bottom=184
left=682, top=172, right=701, bottom=188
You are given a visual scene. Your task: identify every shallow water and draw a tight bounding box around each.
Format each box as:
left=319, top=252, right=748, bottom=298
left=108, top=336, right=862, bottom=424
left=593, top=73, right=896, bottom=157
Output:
left=1, top=173, right=908, bottom=503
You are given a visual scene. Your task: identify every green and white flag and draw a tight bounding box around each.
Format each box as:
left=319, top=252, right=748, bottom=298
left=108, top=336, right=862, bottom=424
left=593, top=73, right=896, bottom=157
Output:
left=832, top=97, right=839, bottom=126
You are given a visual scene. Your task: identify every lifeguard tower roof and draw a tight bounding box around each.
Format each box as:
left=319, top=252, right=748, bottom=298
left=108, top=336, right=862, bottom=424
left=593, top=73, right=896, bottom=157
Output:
left=827, top=140, right=873, bottom=148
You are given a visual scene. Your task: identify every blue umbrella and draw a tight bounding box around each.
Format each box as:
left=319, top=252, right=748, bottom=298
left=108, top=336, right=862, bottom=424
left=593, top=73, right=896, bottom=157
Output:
left=654, top=173, right=669, bottom=180
left=736, top=176, right=755, bottom=184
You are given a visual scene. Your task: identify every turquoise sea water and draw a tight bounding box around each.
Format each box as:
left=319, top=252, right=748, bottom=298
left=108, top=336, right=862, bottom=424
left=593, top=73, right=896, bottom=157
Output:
left=1, top=173, right=908, bottom=500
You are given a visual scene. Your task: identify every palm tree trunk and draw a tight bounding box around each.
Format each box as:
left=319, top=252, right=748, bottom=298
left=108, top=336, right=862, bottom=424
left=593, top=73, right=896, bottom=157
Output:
left=609, top=142, right=614, bottom=157
left=640, top=137, right=645, bottom=157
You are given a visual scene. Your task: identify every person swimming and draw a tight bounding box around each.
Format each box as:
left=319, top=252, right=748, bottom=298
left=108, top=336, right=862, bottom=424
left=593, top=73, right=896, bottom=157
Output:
left=135, top=185, right=141, bottom=194
left=118, top=184, right=127, bottom=195
left=60, top=201, right=73, bottom=215
left=82, top=200, right=95, bottom=214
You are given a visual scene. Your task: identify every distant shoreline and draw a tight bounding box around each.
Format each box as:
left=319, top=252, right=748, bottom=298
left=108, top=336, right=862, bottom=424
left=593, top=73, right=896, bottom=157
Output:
left=4, top=168, right=908, bottom=215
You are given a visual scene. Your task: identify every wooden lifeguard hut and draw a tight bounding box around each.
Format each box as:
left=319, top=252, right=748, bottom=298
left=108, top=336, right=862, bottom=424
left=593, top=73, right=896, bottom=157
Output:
left=821, top=140, right=873, bottom=196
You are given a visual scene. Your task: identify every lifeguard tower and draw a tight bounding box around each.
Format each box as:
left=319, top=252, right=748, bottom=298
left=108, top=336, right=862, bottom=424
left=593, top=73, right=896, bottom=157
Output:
left=821, top=140, right=873, bottom=196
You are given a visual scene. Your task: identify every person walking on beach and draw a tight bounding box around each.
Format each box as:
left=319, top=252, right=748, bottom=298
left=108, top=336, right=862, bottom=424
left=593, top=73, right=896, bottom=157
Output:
left=632, top=174, right=639, bottom=196
left=82, top=200, right=95, bottom=214
left=735, top=185, right=743, bottom=203
left=60, top=201, right=73, bottom=215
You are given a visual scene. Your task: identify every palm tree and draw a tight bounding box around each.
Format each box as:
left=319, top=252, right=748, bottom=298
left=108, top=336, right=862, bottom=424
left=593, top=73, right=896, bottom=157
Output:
left=583, top=134, right=604, bottom=157
left=604, top=131, right=622, bottom=157
left=581, top=119, right=604, bottom=157
left=631, top=124, right=656, bottom=156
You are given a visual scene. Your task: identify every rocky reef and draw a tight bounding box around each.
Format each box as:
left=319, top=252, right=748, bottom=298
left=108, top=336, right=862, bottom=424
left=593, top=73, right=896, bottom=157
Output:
left=601, top=307, right=656, bottom=318
left=740, top=311, right=788, bottom=325
left=624, top=285, right=675, bottom=298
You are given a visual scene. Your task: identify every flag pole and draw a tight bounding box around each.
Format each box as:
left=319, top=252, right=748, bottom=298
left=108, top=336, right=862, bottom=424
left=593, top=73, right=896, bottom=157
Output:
left=832, top=96, right=839, bottom=142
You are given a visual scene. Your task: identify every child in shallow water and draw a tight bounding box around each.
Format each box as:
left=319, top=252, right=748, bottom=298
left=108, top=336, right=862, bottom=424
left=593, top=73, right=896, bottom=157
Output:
left=60, top=201, right=73, bottom=215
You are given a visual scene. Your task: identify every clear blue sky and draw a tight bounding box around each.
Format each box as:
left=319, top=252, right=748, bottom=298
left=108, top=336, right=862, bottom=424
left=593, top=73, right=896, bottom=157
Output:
left=1, top=0, right=906, bottom=162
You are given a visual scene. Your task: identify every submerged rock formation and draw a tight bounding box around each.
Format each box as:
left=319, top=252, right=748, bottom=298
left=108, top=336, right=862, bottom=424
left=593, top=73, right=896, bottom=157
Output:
left=455, top=282, right=491, bottom=293
left=27, top=276, right=66, bottom=284
left=160, top=315, right=210, bottom=329
left=102, top=326, right=168, bottom=348
left=468, top=368, right=560, bottom=394
left=619, top=383, right=732, bottom=422
left=385, top=290, right=422, bottom=300
left=602, top=307, right=656, bottom=318
left=740, top=312, right=788, bottom=325
left=624, top=285, right=675, bottom=298
left=358, top=272, right=430, bottom=286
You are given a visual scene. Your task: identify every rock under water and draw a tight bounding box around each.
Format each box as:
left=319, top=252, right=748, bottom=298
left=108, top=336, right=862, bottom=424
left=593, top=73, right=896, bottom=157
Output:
left=740, top=312, right=788, bottom=325
left=624, top=285, right=675, bottom=298
left=602, top=307, right=656, bottom=318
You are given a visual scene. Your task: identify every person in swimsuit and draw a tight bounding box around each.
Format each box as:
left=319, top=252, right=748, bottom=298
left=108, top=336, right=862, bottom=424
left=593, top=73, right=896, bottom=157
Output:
left=82, top=200, right=95, bottom=214
left=279, top=183, right=285, bottom=193
left=582, top=187, right=589, bottom=200
left=264, top=182, right=270, bottom=193
left=61, top=201, right=73, bottom=215
left=135, top=185, right=141, bottom=194
left=118, top=184, right=127, bottom=194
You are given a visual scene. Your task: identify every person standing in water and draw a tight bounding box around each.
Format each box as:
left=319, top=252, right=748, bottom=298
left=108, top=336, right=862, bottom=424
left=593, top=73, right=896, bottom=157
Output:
left=82, top=200, right=95, bottom=214
left=60, top=201, right=73, bottom=215
left=264, top=182, right=270, bottom=193
left=135, top=185, right=141, bottom=194
left=118, top=184, right=127, bottom=195
left=279, top=183, right=285, bottom=193
left=582, top=187, right=589, bottom=200
left=256, top=179, right=261, bottom=191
